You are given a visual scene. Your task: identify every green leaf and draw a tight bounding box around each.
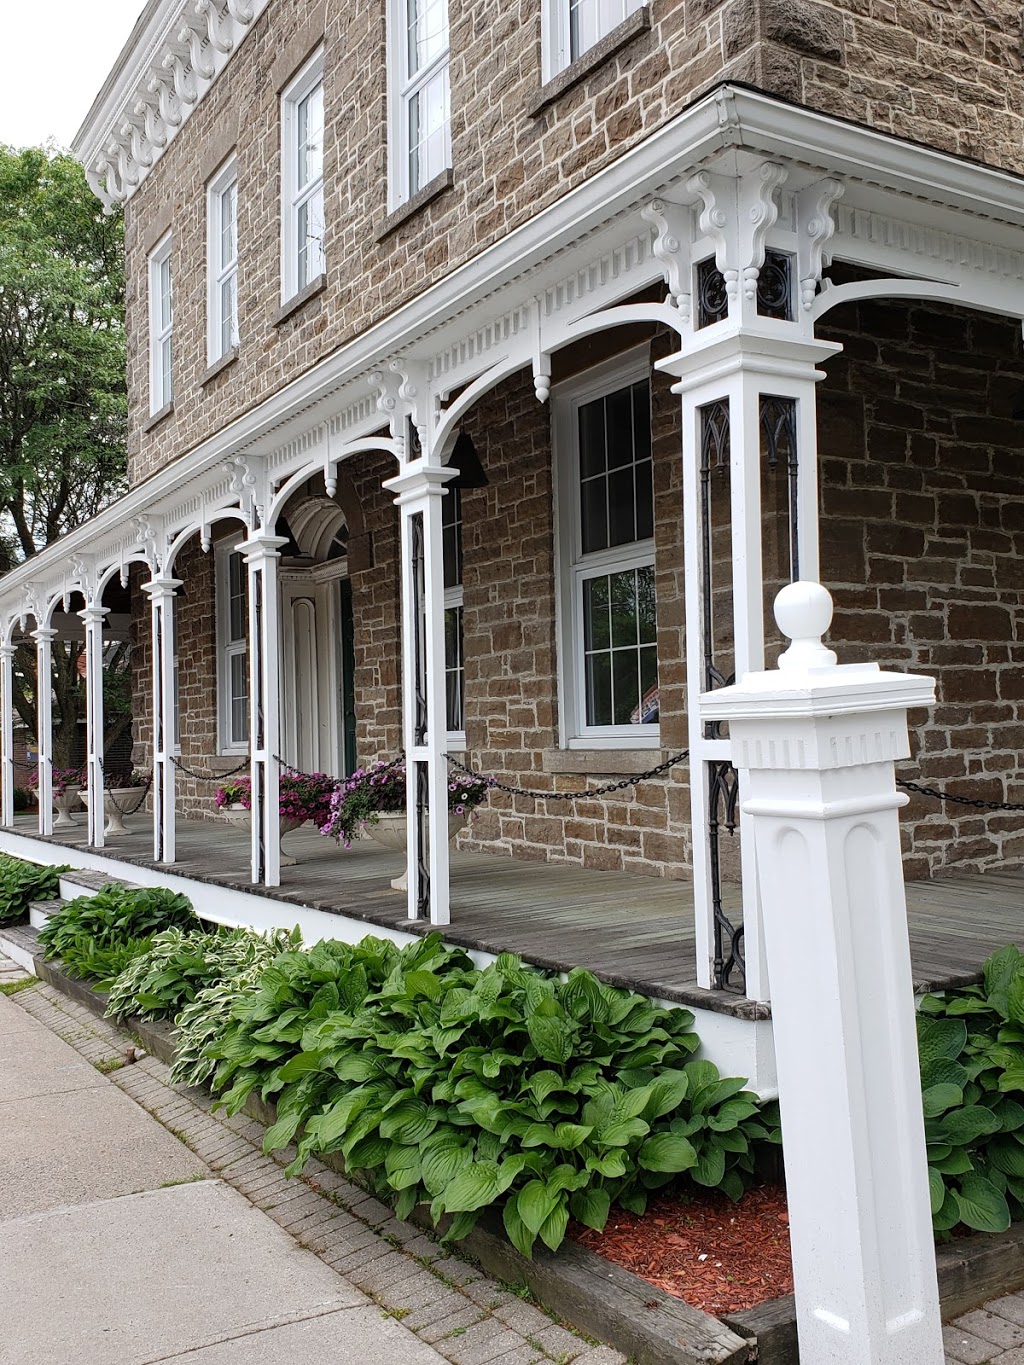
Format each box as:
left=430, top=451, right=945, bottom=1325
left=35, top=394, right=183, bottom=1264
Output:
left=570, top=1187, right=611, bottom=1232
left=521, top=1122, right=593, bottom=1150
left=503, top=1194, right=536, bottom=1259
left=922, top=1083, right=964, bottom=1118
left=928, top=1168, right=945, bottom=1216
left=440, top=1162, right=505, bottom=1214
left=538, top=1197, right=570, bottom=1252
left=517, top=1179, right=561, bottom=1236
left=917, top=1018, right=968, bottom=1068
left=638, top=1133, right=698, bottom=1174
left=643, top=1069, right=689, bottom=1119
left=935, top=1106, right=1002, bottom=1146
left=988, top=1137, right=1024, bottom=1179
left=953, top=1174, right=1011, bottom=1233
left=597, top=1117, right=649, bottom=1147
left=379, top=1097, right=437, bottom=1144
left=527, top=1014, right=573, bottom=1065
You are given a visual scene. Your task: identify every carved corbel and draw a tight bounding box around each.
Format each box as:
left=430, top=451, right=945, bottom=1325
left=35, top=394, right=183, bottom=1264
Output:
left=86, top=165, right=118, bottom=215
left=148, top=68, right=183, bottom=128
left=135, top=92, right=168, bottom=150
left=131, top=515, right=160, bottom=573
left=108, top=137, right=139, bottom=192
left=226, top=0, right=254, bottom=24
left=178, top=16, right=217, bottom=80
left=641, top=198, right=693, bottom=321
left=121, top=115, right=153, bottom=170
left=688, top=161, right=788, bottom=303
left=163, top=49, right=199, bottom=107
left=796, top=178, right=844, bottom=312
left=223, top=457, right=265, bottom=525
left=529, top=296, right=551, bottom=402
left=196, top=0, right=235, bottom=54
left=369, top=361, right=426, bottom=452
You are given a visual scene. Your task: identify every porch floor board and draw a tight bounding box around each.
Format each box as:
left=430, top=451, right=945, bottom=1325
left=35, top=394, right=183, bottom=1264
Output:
left=15, top=815, right=1024, bottom=1017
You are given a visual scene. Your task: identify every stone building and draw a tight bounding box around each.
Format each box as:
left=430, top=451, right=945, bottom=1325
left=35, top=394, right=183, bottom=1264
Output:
left=1, top=0, right=1024, bottom=1081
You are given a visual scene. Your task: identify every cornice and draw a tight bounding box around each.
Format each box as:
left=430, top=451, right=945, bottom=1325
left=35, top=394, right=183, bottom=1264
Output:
left=72, top=0, right=269, bottom=212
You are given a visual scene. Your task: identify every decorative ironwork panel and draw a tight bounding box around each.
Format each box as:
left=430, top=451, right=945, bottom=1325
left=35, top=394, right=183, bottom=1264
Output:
left=708, top=760, right=744, bottom=991
left=696, top=256, right=729, bottom=329
left=410, top=512, right=429, bottom=918
left=760, top=395, right=799, bottom=580
left=756, top=250, right=793, bottom=322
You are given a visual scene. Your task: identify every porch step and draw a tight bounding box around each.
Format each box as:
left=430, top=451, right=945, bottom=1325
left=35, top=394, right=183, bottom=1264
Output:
left=0, top=922, right=40, bottom=974
left=28, top=898, right=63, bottom=930
left=58, top=869, right=139, bottom=903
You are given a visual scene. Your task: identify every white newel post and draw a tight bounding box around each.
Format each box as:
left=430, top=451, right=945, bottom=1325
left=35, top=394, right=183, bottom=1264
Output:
left=0, top=642, right=15, bottom=828
left=81, top=603, right=109, bottom=848
left=34, top=626, right=56, bottom=837
left=144, top=577, right=180, bottom=864
left=702, top=581, right=942, bottom=1365
left=384, top=461, right=457, bottom=926
left=244, top=532, right=287, bottom=888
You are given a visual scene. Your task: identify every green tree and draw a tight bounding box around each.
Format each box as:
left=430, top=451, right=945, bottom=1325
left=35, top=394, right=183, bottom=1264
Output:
left=0, top=146, right=127, bottom=769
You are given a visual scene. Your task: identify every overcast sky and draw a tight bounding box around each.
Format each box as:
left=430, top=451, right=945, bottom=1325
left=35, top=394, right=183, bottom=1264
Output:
left=1, top=0, right=147, bottom=151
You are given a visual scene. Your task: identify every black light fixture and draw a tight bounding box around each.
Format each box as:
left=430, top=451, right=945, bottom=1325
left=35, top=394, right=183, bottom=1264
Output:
left=449, top=429, right=488, bottom=489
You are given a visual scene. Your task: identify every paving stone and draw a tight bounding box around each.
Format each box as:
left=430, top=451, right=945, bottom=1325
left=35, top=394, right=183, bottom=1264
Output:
left=525, top=1321, right=584, bottom=1359
left=955, top=1311, right=1024, bottom=1350
left=404, top=1292, right=478, bottom=1333
left=352, top=1251, right=431, bottom=1298
left=986, top=1297, right=1024, bottom=1329
left=439, top=1317, right=529, bottom=1365
left=430, top=1255, right=486, bottom=1286
left=944, top=1325, right=999, bottom=1365
left=492, top=1301, right=556, bottom=1338
left=418, top=1307, right=486, bottom=1346
left=568, top=1349, right=629, bottom=1365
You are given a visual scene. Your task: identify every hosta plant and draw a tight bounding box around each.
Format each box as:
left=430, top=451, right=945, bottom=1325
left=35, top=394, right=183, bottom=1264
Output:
left=0, top=855, right=68, bottom=926
left=200, top=933, right=777, bottom=1256
left=919, top=945, right=1024, bottom=1235
left=38, top=883, right=196, bottom=983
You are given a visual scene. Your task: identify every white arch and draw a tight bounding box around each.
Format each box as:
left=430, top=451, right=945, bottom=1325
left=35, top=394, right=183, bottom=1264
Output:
left=812, top=275, right=1024, bottom=324
left=265, top=435, right=401, bottom=529
left=164, top=507, right=248, bottom=573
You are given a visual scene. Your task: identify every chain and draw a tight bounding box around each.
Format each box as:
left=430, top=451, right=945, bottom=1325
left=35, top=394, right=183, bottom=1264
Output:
left=170, top=755, right=251, bottom=781
left=271, top=753, right=406, bottom=786
left=445, top=750, right=690, bottom=800
left=104, top=773, right=153, bottom=816
left=897, top=778, right=1024, bottom=813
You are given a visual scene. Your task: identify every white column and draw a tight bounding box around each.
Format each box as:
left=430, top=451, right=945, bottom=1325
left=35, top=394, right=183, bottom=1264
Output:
left=80, top=603, right=109, bottom=848
left=243, top=532, right=287, bottom=887
left=33, top=625, right=56, bottom=837
left=383, top=462, right=457, bottom=926
left=0, top=642, right=15, bottom=828
left=143, top=577, right=180, bottom=864
left=702, top=581, right=942, bottom=1365
left=658, top=329, right=839, bottom=1002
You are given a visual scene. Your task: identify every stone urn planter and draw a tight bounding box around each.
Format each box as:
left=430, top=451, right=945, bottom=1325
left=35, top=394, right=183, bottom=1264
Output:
left=367, top=812, right=467, bottom=891
left=52, top=784, right=82, bottom=829
left=78, top=786, right=148, bottom=836
left=221, top=804, right=306, bottom=866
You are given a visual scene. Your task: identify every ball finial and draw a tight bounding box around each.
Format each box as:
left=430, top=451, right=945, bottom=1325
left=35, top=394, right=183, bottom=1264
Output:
left=775, top=581, right=837, bottom=671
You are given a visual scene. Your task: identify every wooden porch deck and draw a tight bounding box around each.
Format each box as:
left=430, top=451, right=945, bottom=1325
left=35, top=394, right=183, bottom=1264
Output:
left=18, top=814, right=1024, bottom=1019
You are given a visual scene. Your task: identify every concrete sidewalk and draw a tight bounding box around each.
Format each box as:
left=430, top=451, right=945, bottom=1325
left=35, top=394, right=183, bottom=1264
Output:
left=0, top=985, right=446, bottom=1365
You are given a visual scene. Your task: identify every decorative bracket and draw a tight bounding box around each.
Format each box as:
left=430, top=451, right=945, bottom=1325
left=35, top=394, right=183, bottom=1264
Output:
left=796, top=178, right=844, bottom=312
left=688, top=162, right=788, bottom=304
left=641, top=198, right=693, bottom=320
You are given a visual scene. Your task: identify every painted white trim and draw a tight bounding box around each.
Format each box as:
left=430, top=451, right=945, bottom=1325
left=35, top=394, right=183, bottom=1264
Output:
left=387, top=0, right=451, bottom=209
left=552, top=347, right=658, bottom=748
left=207, top=155, right=239, bottom=366
left=148, top=232, right=173, bottom=414
left=215, top=535, right=249, bottom=754
left=281, top=48, right=326, bottom=304
left=546, top=0, right=645, bottom=76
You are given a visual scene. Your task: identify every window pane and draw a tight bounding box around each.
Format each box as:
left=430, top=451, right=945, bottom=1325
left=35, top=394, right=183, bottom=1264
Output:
left=160, top=336, right=173, bottom=405
left=442, top=486, right=462, bottom=589
left=568, top=0, right=643, bottom=61
left=159, top=256, right=172, bottom=331
left=407, top=0, right=447, bottom=74
left=297, top=185, right=325, bottom=289
left=578, top=379, right=651, bottom=554
left=585, top=651, right=612, bottom=727
left=220, top=182, right=237, bottom=266
left=444, top=604, right=464, bottom=733
left=580, top=477, right=607, bottom=555
left=228, top=553, right=247, bottom=641
left=607, top=466, right=636, bottom=547
left=578, top=398, right=605, bottom=480
left=229, top=651, right=248, bottom=745
left=612, top=647, right=640, bottom=725
left=583, top=574, right=610, bottom=651
left=297, top=82, right=324, bottom=189
left=220, top=273, right=237, bottom=353
left=408, top=66, right=449, bottom=194
left=635, top=456, right=654, bottom=542
left=605, top=385, right=633, bottom=469
left=581, top=565, right=657, bottom=728
left=637, top=563, right=656, bottom=643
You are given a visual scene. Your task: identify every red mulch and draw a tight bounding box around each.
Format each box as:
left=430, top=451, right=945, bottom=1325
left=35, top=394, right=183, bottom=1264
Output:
left=571, top=1185, right=793, bottom=1317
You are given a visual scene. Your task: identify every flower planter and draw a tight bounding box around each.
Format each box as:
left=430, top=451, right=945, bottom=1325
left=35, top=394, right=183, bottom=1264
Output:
left=221, top=804, right=306, bottom=866
left=367, top=812, right=467, bottom=891
left=78, top=786, right=147, bottom=836
left=52, top=785, right=82, bottom=828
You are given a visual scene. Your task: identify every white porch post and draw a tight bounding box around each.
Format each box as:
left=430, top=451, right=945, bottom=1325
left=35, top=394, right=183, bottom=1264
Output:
left=33, top=625, right=55, bottom=837
left=0, top=642, right=15, bottom=828
left=703, top=581, right=942, bottom=1364
left=659, top=329, right=839, bottom=1001
left=81, top=603, right=108, bottom=848
left=383, top=462, right=457, bottom=926
left=243, top=532, right=287, bottom=888
left=143, top=577, right=180, bottom=863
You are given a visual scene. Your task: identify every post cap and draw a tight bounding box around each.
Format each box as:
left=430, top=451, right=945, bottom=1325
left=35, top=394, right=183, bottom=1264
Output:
left=776, top=581, right=838, bottom=671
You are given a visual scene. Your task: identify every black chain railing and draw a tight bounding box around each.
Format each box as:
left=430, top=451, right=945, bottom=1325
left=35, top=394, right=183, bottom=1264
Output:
left=445, top=750, right=689, bottom=800
left=170, top=754, right=251, bottom=781
left=897, top=778, right=1024, bottom=813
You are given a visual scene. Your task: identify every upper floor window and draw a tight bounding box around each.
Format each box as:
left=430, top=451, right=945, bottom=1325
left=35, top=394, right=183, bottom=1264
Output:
left=554, top=355, right=658, bottom=748
left=389, top=0, right=450, bottom=207
left=547, top=0, right=644, bottom=75
left=443, top=485, right=465, bottom=744
left=148, top=234, right=173, bottom=414
left=207, top=158, right=238, bottom=364
left=281, top=49, right=325, bottom=301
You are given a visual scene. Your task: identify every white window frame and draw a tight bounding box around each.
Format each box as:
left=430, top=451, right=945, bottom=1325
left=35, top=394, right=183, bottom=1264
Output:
left=215, top=537, right=249, bottom=755
left=553, top=350, right=658, bottom=750
left=148, top=232, right=173, bottom=414
left=543, top=0, right=645, bottom=79
left=207, top=156, right=239, bottom=365
left=280, top=48, right=325, bottom=304
left=442, top=485, right=466, bottom=749
left=387, top=0, right=451, bottom=210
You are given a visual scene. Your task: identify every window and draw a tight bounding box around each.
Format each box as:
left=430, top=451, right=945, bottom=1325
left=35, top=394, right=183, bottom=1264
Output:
left=281, top=50, right=325, bottom=301
left=389, top=0, right=450, bottom=207
left=443, top=485, right=465, bottom=743
left=207, top=158, right=238, bottom=363
left=148, top=234, right=173, bottom=413
left=216, top=541, right=249, bottom=753
left=555, top=358, right=658, bottom=747
left=546, top=0, right=644, bottom=75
